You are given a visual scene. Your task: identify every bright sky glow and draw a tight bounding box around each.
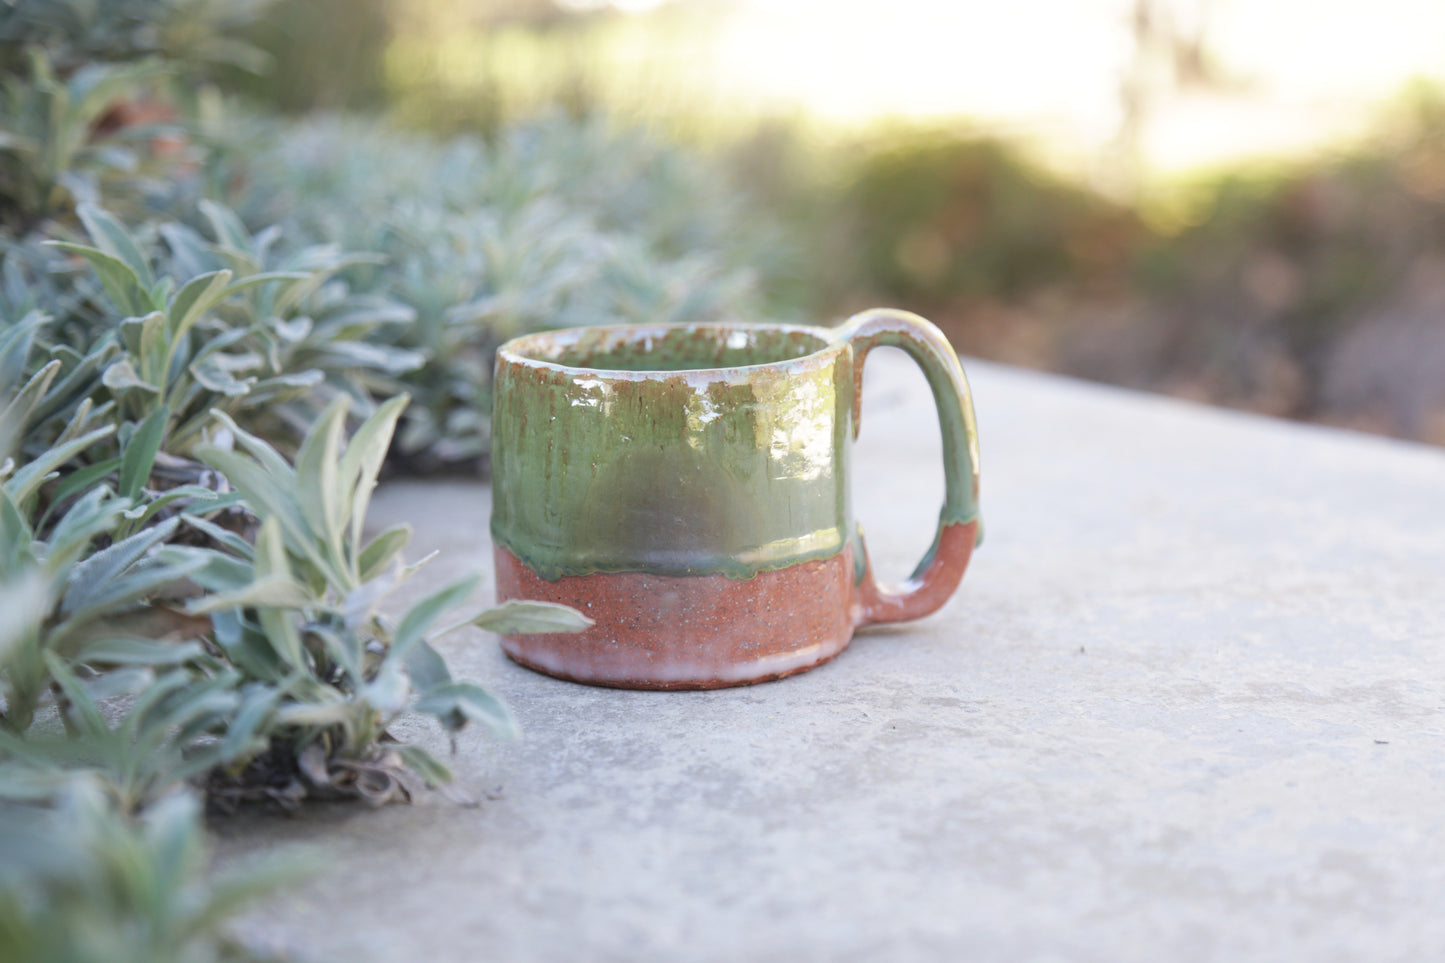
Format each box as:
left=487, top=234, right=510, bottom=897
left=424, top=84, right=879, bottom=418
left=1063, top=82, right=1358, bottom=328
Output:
left=644, top=0, right=1445, bottom=172
left=418, top=0, right=1445, bottom=177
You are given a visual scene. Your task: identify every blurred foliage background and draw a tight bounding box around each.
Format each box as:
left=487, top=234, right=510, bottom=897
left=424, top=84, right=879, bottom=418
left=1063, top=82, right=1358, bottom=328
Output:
left=206, top=0, right=1445, bottom=445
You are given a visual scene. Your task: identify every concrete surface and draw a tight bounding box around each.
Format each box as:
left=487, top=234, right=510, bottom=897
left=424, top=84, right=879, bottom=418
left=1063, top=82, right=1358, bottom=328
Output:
left=220, top=353, right=1445, bottom=963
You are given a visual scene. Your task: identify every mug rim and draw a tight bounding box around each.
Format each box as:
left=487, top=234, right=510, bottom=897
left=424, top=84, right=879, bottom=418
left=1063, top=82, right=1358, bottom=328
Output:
left=496, top=321, right=843, bottom=378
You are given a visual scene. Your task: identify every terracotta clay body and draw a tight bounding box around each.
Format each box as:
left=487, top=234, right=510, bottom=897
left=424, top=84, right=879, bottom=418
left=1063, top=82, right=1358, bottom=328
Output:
left=490, top=310, right=982, bottom=689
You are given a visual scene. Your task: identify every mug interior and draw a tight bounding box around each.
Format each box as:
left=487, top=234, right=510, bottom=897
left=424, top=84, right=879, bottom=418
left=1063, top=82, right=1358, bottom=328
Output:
left=510, top=324, right=833, bottom=373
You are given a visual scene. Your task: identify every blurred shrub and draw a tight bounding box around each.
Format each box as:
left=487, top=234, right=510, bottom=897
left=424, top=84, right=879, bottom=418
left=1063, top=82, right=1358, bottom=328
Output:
left=0, top=0, right=275, bottom=77
left=215, top=0, right=391, bottom=112
left=838, top=130, right=1141, bottom=304
left=0, top=783, right=303, bottom=963
left=815, top=105, right=1445, bottom=441
left=1120, top=90, right=1445, bottom=432
left=0, top=51, right=186, bottom=235
left=381, top=3, right=701, bottom=140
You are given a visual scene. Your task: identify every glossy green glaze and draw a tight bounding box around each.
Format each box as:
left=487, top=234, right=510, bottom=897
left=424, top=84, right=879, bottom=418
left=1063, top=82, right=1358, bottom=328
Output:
left=491, top=324, right=855, bottom=580
left=490, top=315, right=983, bottom=587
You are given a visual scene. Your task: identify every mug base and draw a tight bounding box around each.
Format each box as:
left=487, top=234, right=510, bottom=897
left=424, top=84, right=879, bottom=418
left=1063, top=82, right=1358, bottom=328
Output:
left=498, top=643, right=849, bottom=691
left=493, top=544, right=856, bottom=689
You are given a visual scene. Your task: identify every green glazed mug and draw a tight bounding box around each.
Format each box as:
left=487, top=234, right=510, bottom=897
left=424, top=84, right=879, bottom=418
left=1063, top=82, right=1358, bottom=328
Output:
left=490, top=309, right=982, bottom=689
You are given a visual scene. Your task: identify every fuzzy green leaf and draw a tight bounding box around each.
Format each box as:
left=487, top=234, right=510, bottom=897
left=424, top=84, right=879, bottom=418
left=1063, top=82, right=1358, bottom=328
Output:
left=167, top=269, right=233, bottom=342
left=357, top=524, right=410, bottom=582
left=209, top=610, right=287, bottom=682
left=195, top=445, right=338, bottom=585
left=0, top=488, right=33, bottom=575
left=0, top=311, right=44, bottom=388
left=178, top=515, right=255, bottom=560
left=53, top=397, right=102, bottom=447
left=41, top=488, right=123, bottom=572
left=58, top=554, right=207, bottom=637
left=62, top=516, right=179, bottom=616
left=392, top=574, right=479, bottom=660
left=293, top=394, right=348, bottom=554
left=101, top=357, right=159, bottom=394
left=0, top=358, right=60, bottom=431
left=159, top=546, right=252, bottom=594
left=272, top=698, right=355, bottom=728
left=250, top=517, right=306, bottom=669
left=470, top=599, right=594, bottom=636
left=118, top=311, right=162, bottom=356
left=76, top=204, right=156, bottom=292
left=403, top=639, right=452, bottom=693
left=0, top=571, right=47, bottom=662
left=204, top=409, right=294, bottom=482
left=221, top=270, right=313, bottom=295
left=119, top=403, right=169, bottom=499
left=413, top=681, right=516, bottom=737
left=159, top=222, right=221, bottom=278
left=198, top=199, right=256, bottom=255
left=117, top=484, right=220, bottom=531
left=5, top=425, right=114, bottom=509
left=208, top=685, right=280, bottom=764
left=362, top=662, right=409, bottom=714
left=74, top=636, right=206, bottom=666
left=184, top=574, right=312, bottom=615
left=395, top=744, right=454, bottom=788
left=47, top=456, right=120, bottom=509
left=338, top=393, right=408, bottom=565
left=316, top=340, right=426, bottom=375
left=242, top=369, right=324, bottom=402
left=138, top=792, right=208, bottom=900
left=30, top=343, right=116, bottom=427
left=45, top=241, right=144, bottom=316
left=188, top=357, right=253, bottom=396
left=271, top=316, right=312, bottom=343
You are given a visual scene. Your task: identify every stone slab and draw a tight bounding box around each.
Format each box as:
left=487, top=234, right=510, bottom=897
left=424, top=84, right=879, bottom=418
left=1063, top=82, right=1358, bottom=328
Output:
left=220, top=352, right=1445, bottom=962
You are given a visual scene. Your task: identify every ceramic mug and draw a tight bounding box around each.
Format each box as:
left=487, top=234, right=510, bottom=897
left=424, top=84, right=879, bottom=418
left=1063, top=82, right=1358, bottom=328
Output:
left=489, top=308, right=982, bottom=689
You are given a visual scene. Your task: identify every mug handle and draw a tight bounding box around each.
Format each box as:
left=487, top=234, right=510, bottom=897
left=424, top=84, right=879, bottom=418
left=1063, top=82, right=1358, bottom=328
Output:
left=837, top=309, right=983, bottom=627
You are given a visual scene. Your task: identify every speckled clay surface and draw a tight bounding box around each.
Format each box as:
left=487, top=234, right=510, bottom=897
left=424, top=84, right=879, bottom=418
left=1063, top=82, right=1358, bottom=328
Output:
left=490, top=310, right=982, bottom=688
left=494, top=544, right=856, bottom=689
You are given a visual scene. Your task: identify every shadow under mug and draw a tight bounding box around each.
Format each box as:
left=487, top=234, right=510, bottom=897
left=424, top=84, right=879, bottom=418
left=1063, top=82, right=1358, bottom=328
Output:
left=490, top=308, right=982, bottom=689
